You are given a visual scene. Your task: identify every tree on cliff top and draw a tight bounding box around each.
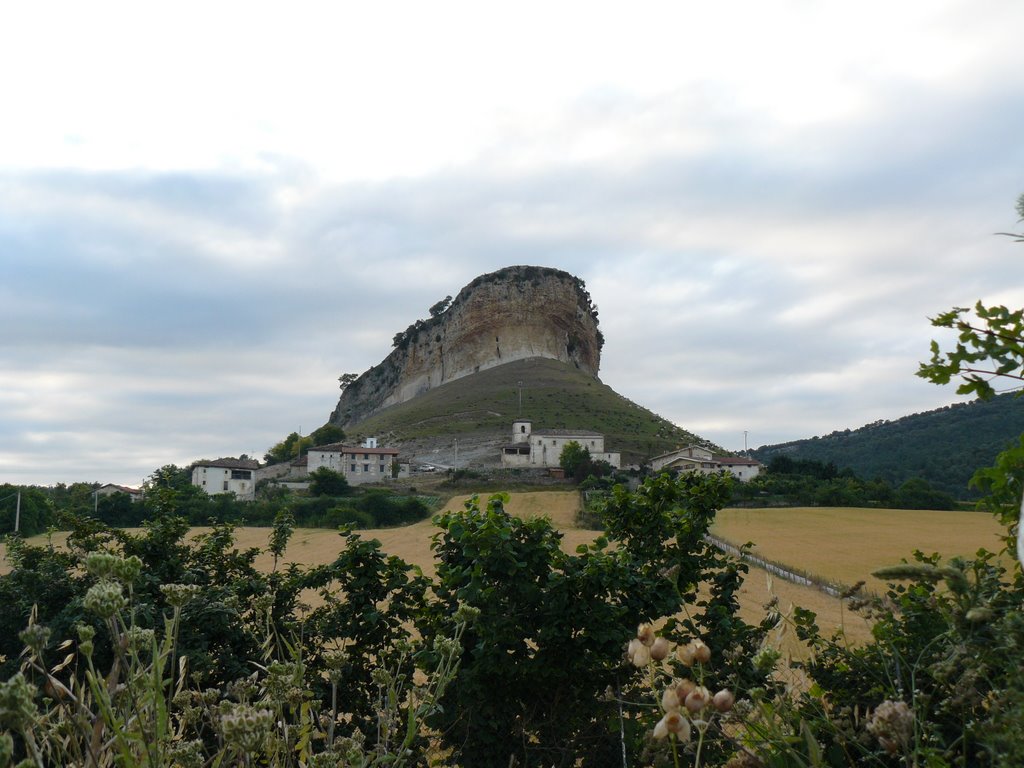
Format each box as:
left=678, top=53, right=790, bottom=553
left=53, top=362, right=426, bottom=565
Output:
left=429, top=295, right=452, bottom=317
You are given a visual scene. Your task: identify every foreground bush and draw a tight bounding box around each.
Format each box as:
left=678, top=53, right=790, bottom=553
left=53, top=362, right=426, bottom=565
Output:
left=1, top=554, right=467, bottom=768
left=420, top=475, right=776, bottom=767
left=3, top=461, right=1021, bottom=766
left=0, top=473, right=779, bottom=767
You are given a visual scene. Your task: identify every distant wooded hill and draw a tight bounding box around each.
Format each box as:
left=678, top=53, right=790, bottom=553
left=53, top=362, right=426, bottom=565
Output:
left=751, top=393, right=1024, bottom=499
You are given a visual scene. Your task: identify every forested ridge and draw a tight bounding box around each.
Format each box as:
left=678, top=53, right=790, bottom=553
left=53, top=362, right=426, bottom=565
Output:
left=751, top=392, right=1024, bottom=498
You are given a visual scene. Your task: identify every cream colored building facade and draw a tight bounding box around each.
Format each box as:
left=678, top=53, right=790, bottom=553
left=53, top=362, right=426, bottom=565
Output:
left=192, top=458, right=259, bottom=500
left=501, top=420, right=621, bottom=469
left=306, top=439, right=400, bottom=485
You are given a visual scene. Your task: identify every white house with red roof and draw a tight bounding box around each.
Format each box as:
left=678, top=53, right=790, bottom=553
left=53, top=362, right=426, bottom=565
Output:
left=650, top=445, right=762, bottom=481
left=714, top=455, right=763, bottom=481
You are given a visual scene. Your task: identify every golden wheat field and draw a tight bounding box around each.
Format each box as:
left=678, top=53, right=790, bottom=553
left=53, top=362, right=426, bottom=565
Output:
left=711, top=506, right=1008, bottom=594
left=3, top=495, right=1012, bottom=661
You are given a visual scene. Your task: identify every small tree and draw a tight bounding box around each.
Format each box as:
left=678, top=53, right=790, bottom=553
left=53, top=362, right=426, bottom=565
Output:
left=308, top=424, right=346, bottom=448
left=429, top=295, right=452, bottom=317
left=308, top=467, right=350, bottom=497
left=559, top=440, right=591, bottom=480
left=264, top=432, right=302, bottom=465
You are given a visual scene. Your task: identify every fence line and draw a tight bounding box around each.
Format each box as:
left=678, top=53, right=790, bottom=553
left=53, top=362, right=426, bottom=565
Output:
left=704, top=533, right=847, bottom=598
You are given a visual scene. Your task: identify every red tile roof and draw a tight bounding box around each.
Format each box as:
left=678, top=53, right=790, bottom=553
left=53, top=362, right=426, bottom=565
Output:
left=193, top=458, right=260, bottom=470
left=309, top=443, right=400, bottom=455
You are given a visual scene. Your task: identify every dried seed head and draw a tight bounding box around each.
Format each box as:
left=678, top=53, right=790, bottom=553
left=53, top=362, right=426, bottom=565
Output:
left=650, top=636, right=672, bottom=661
left=637, top=623, right=656, bottom=647
left=692, top=639, right=711, bottom=664
left=627, top=638, right=651, bottom=668
left=866, top=700, right=914, bottom=755
left=661, top=686, right=681, bottom=712
left=676, top=642, right=696, bottom=666
left=677, top=678, right=696, bottom=697
left=626, top=638, right=641, bottom=661
left=685, top=685, right=712, bottom=713
left=713, top=689, right=735, bottom=713
left=653, top=711, right=691, bottom=741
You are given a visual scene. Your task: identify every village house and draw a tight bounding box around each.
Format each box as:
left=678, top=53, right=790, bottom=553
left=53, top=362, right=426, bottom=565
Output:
left=500, top=420, right=621, bottom=469
left=715, top=455, right=763, bottom=481
left=191, top=458, right=260, bottom=500
left=650, top=445, right=763, bottom=481
left=306, top=437, right=401, bottom=486
left=95, top=483, right=143, bottom=502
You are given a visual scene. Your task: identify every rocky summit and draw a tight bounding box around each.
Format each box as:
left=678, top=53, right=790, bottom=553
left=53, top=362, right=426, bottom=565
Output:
left=327, top=266, right=711, bottom=469
left=331, top=266, right=603, bottom=427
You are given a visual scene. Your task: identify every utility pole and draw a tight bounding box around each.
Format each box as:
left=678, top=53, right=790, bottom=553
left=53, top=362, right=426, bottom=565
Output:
left=14, top=491, right=20, bottom=534
left=454, top=438, right=459, bottom=469
left=517, top=380, right=523, bottom=416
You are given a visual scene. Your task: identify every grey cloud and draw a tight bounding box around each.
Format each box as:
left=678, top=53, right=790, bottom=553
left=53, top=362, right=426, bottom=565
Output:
left=5, top=57, right=1024, bottom=483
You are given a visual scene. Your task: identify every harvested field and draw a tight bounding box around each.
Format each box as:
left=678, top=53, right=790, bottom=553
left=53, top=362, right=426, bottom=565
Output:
left=0, top=492, right=875, bottom=649
left=711, top=506, right=1008, bottom=594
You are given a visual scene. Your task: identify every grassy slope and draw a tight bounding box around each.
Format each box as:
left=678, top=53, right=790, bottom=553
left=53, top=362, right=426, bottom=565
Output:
left=343, top=357, right=717, bottom=465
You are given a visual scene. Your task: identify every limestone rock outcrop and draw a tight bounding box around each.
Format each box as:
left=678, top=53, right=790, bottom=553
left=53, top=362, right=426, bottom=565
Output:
left=330, top=266, right=603, bottom=427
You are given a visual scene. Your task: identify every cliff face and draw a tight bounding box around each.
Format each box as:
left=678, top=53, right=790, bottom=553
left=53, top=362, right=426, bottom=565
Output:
left=331, top=266, right=603, bottom=427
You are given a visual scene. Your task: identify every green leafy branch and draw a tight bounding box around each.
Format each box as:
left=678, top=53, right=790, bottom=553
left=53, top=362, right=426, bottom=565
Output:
left=918, top=302, right=1024, bottom=399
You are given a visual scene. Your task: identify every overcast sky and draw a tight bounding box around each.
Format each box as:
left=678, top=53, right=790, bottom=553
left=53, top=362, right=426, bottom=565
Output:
left=3, top=1, right=1024, bottom=487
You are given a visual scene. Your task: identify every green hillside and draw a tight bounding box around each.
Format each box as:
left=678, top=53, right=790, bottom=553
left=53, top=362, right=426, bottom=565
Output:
left=751, top=393, right=1024, bottom=498
left=341, top=357, right=717, bottom=465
